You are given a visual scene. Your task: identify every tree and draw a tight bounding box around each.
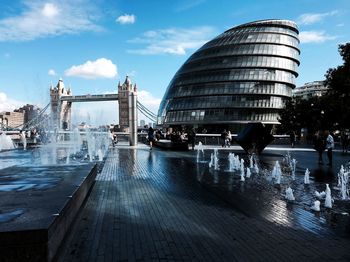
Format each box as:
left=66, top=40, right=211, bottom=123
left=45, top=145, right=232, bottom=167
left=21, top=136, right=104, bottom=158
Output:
left=278, top=96, right=329, bottom=135
left=279, top=42, right=350, bottom=133
left=324, top=43, right=350, bottom=128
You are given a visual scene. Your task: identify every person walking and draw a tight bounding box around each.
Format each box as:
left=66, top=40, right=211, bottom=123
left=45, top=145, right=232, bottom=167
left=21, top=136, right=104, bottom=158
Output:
left=314, top=131, right=326, bottom=165
left=325, top=130, right=334, bottom=166
left=221, top=129, right=228, bottom=147
left=290, top=130, right=296, bottom=148
left=188, top=128, right=196, bottom=150
left=148, top=127, right=155, bottom=150
left=341, top=131, right=349, bottom=153
left=227, top=131, right=232, bottom=147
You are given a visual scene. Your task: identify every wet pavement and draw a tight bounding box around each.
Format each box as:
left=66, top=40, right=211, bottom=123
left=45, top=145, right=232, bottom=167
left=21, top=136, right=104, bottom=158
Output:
left=59, top=146, right=350, bottom=261
left=194, top=148, right=350, bottom=237
left=0, top=161, right=97, bottom=261
left=0, top=164, right=95, bottom=231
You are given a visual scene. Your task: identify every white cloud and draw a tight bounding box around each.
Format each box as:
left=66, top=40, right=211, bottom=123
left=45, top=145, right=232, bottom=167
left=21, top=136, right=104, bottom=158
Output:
left=0, top=92, right=24, bottom=112
left=127, top=26, right=216, bottom=55
left=48, top=69, right=56, bottom=76
left=299, top=31, right=336, bottom=43
left=116, top=14, right=136, bottom=25
left=41, top=3, right=59, bottom=18
left=65, top=58, right=118, bottom=79
left=138, top=90, right=161, bottom=108
left=0, top=0, right=101, bottom=42
left=297, top=10, right=338, bottom=25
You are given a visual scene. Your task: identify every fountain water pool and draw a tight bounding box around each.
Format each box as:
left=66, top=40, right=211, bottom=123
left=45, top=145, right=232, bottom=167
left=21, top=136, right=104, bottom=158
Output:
left=213, top=149, right=219, bottom=170
left=254, top=163, right=259, bottom=174
left=311, top=200, right=321, bottom=211
left=285, top=187, right=295, bottom=201
left=196, top=142, right=204, bottom=163
left=246, top=167, right=251, bottom=178
left=228, top=153, right=239, bottom=171
left=272, top=161, right=282, bottom=184
left=240, top=159, right=245, bottom=181
left=338, top=166, right=349, bottom=200
left=325, top=184, right=333, bottom=208
left=290, top=159, right=297, bottom=180
left=249, top=155, right=253, bottom=168
left=0, top=133, right=16, bottom=151
left=20, top=131, right=27, bottom=150
left=209, top=149, right=219, bottom=170
left=304, top=168, right=310, bottom=184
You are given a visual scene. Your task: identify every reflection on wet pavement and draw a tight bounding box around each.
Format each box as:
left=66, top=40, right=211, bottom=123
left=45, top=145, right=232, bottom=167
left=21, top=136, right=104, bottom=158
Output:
left=0, top=167, right=73, bottom=192
left=0, top=209, right=24, bottom=223
left=136, top=148, right=350, bottom=237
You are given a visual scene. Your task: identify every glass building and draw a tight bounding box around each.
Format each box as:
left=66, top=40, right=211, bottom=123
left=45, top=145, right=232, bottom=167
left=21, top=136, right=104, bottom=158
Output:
left=157, top=19, right=300, bottom=132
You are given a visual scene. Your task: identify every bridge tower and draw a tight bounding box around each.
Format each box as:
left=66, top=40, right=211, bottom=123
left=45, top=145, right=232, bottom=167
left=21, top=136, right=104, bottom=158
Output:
left=118, top=76, right=138, bottom=145
left=50, top=79, right=72, bottom=130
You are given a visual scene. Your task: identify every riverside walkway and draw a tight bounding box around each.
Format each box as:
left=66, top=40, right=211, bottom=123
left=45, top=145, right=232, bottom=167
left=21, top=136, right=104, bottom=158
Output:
left=59, top=146, right=350, bottom=262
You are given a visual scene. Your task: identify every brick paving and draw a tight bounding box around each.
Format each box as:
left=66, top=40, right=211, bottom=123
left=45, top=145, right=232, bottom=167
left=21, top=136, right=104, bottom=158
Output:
left=58, top=147, right=350, bottom=262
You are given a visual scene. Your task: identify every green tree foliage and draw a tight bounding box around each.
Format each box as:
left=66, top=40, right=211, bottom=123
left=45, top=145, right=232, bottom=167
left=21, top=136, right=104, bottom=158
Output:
left=324, top=43, right=350, bottom=128
left=325, top=43, right=350, bottom=96
left=279, top=43, right=350, bottom=133
left=278, top=96, right=331, bottom=135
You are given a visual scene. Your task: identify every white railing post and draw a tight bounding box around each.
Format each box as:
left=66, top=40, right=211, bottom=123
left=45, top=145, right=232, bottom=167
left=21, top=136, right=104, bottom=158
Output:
left=128, top=92, right=138, bottom=146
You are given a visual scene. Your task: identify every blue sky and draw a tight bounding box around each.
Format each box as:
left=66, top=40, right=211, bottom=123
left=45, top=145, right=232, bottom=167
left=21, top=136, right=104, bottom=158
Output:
left=0, top=0, right=349, bottom=125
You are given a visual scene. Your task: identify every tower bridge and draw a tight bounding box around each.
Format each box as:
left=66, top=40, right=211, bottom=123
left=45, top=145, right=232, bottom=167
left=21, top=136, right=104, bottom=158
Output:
left=49, top=76, right=155, bottom=146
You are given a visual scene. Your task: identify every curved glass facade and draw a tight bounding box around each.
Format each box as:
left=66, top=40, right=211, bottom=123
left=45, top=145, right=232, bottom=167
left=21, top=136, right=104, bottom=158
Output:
left=158, top=19, right=300, bottom=129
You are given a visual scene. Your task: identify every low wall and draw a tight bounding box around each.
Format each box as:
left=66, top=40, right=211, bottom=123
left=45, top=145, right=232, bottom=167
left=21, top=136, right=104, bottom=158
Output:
left=0, top=163, right=97, bottom=261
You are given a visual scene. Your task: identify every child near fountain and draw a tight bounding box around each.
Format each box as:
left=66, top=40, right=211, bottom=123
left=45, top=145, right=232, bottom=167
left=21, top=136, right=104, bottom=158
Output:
left=325, top=130, right=334, bottom=166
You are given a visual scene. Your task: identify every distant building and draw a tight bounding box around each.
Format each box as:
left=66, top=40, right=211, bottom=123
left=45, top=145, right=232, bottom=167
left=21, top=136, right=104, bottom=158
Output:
left=292, top=81, right=328, bottom=100
left=140, top=119, right=145, bottom=127
left=0, top=111, right=25, bottom=129
left=50, top=78, right=72, bottom=129
left=0, top=104, right=42, bottom=130
left=15, top=104, right=41, bottom=124
left=118, top=76, right=137, bottom=132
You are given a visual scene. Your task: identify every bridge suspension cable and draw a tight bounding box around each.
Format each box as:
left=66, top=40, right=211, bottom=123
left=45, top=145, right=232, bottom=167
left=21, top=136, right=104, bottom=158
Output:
left=136, top=101, right=157, bottom=123
left=137, top=106, right=157, bottom=122
left=11, top=102, right=51, bottom=130
left=137, top=101, right=157, bottom=118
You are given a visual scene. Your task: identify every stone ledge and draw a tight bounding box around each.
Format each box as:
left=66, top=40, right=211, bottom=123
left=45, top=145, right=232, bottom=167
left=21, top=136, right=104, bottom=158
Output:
left=0, top=164, right=97, bottom=262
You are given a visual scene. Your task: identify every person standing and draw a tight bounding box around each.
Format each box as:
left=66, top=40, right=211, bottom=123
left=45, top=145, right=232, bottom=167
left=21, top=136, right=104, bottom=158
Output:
left=325, top=130, right=334, bottom=166
left=188, top=128, right=196, bottom=150
left=109, top=130, right=114, bottom=147
left=148, top=127, right=155, bottom=150
left=341, top=131, right=349, bottom=153
left=290, top=130, right=296, bottom=148
left=221, top=129, right=228, bottom=147
left=314, top=131, right=325, bottom=165
left=227, top=131, right=232, bottom=147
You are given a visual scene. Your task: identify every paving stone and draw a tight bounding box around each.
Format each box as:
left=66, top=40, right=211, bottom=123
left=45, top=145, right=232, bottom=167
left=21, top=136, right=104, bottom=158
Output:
left=58, top=147, right=350, bottom=262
